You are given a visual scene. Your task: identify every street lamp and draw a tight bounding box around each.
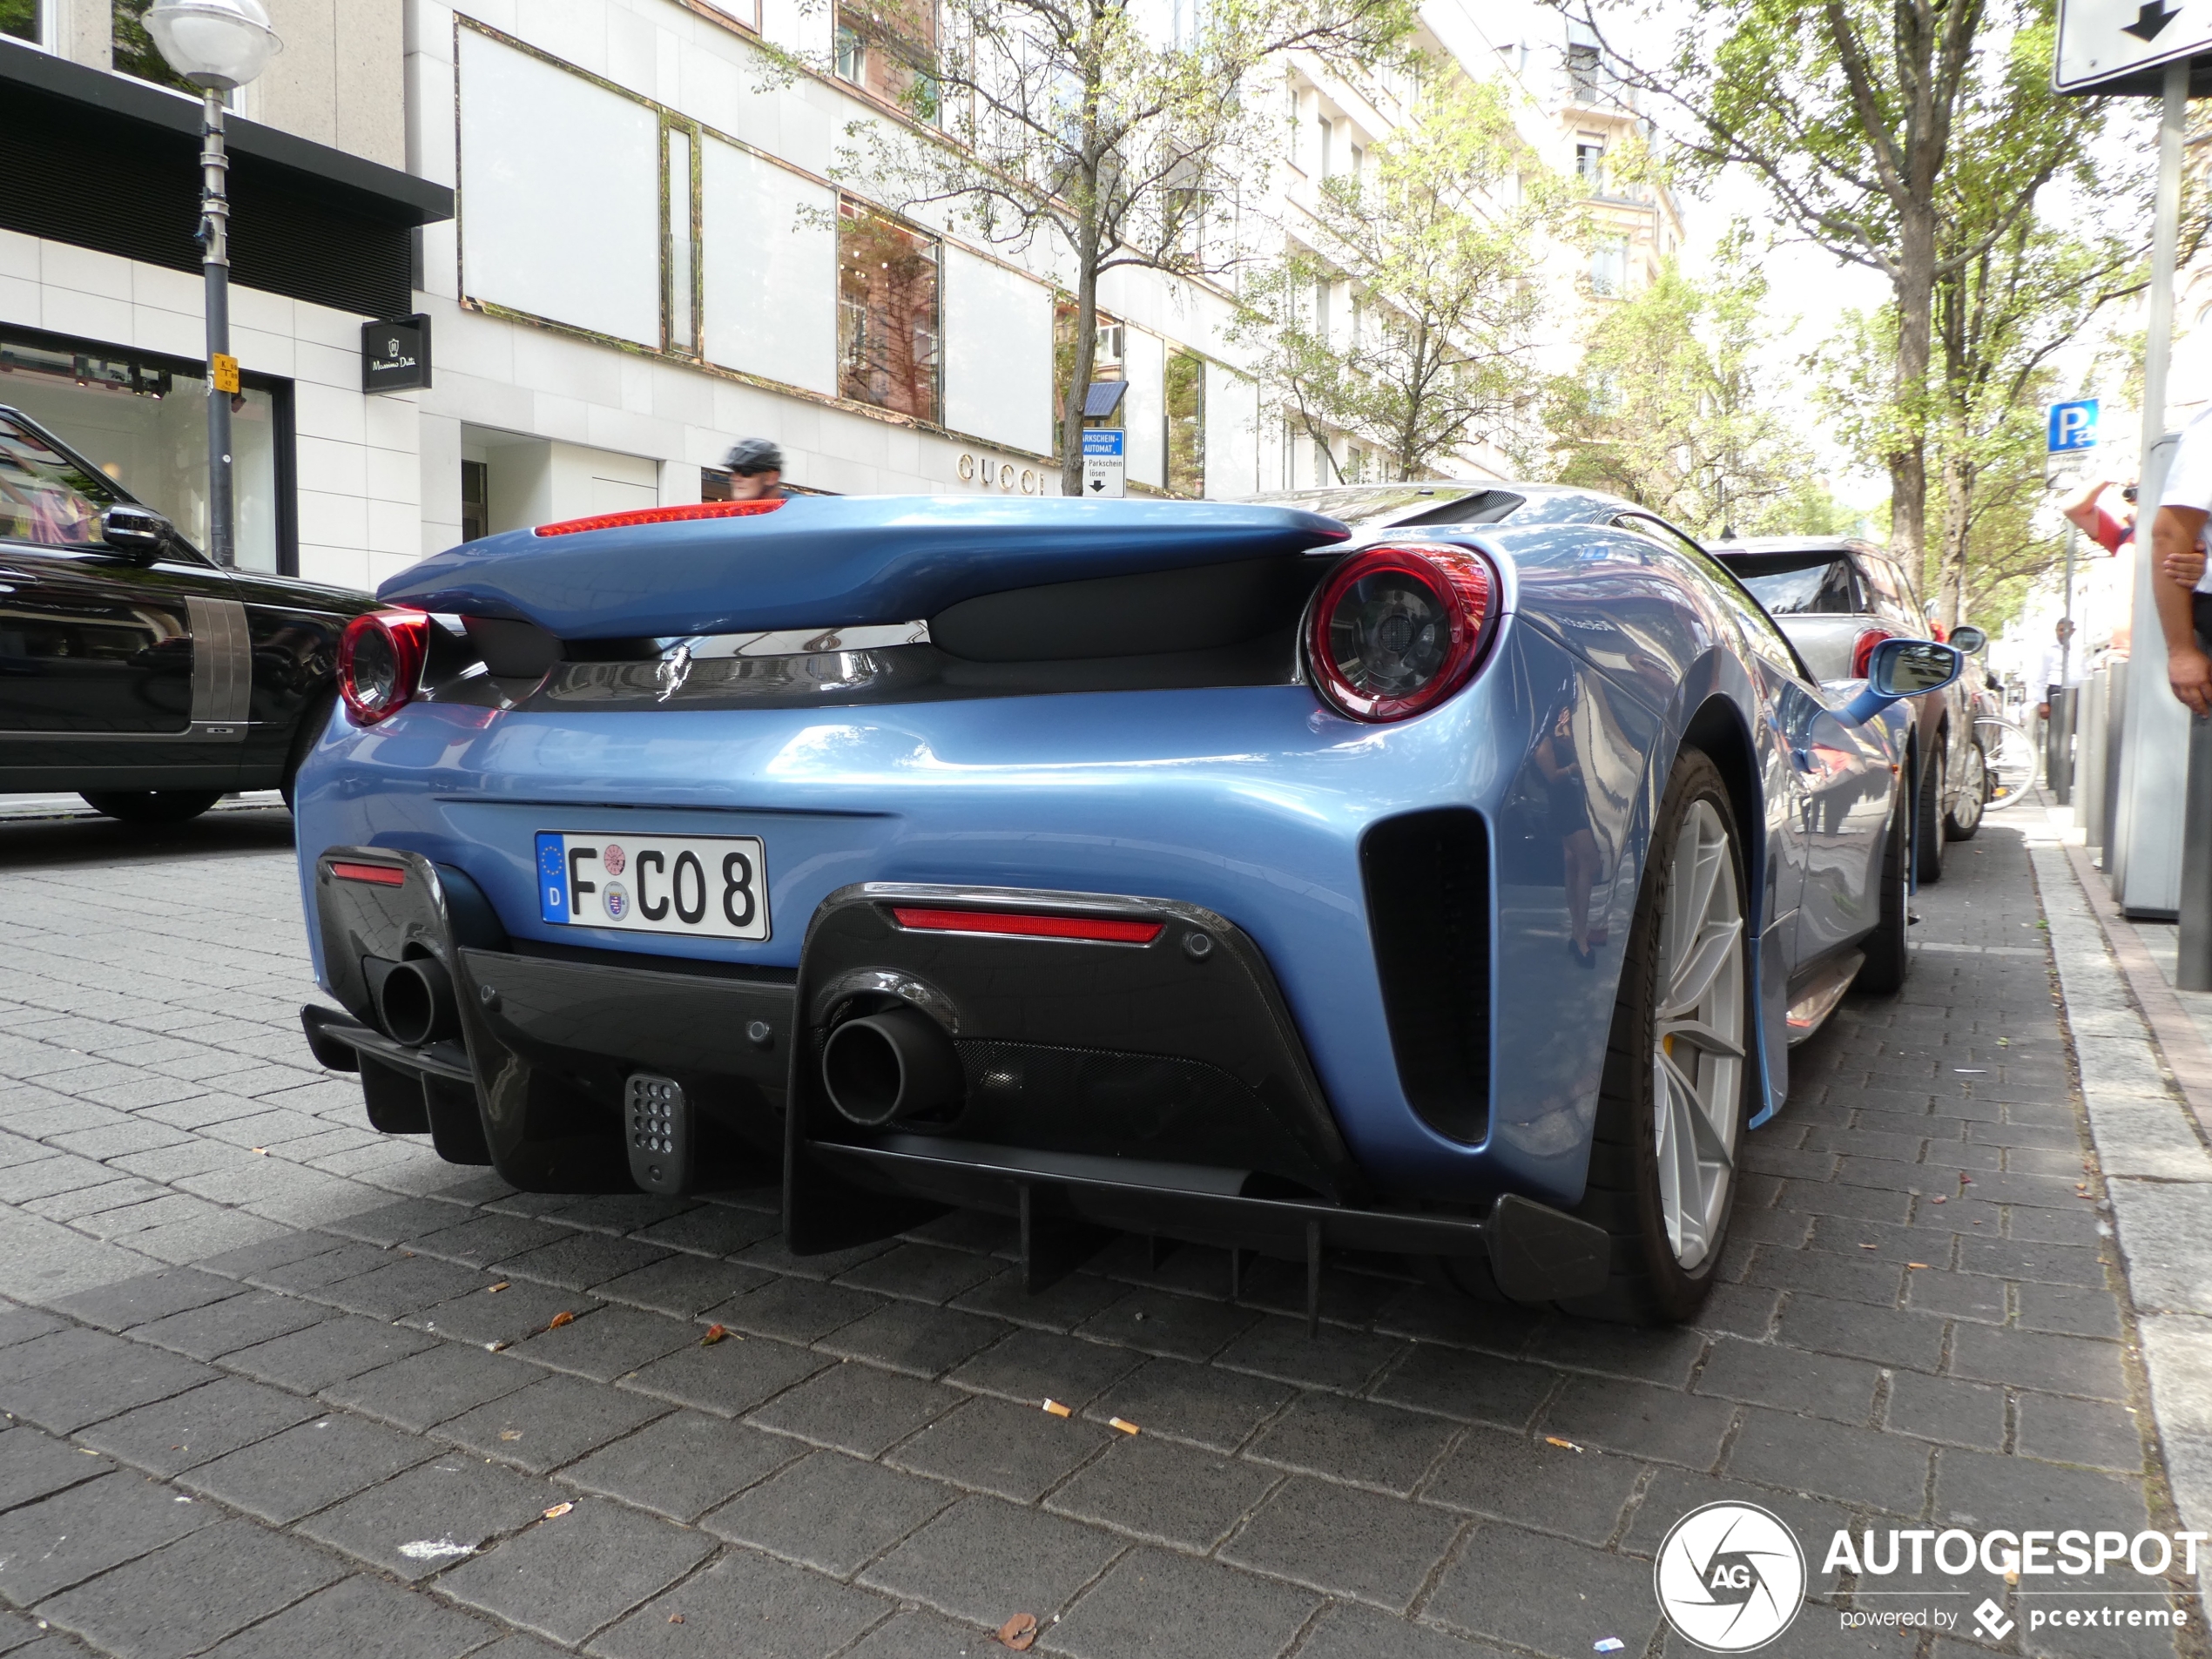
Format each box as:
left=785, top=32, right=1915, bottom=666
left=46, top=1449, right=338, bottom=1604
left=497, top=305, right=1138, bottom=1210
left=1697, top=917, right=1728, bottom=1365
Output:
left=145, top=0, right=280, bottom=569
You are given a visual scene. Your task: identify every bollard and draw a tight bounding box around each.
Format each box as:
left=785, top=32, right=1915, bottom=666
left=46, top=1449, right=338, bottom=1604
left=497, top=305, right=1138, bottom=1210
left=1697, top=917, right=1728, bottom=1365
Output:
left=2182, top=704, right=2212, bottom=992
left=2052, top=687, right=2077, bottom=806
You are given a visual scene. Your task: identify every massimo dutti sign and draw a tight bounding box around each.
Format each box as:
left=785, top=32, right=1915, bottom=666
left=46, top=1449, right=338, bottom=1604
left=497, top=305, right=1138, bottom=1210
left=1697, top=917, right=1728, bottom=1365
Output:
left=362, top=315, right=432, bottom=392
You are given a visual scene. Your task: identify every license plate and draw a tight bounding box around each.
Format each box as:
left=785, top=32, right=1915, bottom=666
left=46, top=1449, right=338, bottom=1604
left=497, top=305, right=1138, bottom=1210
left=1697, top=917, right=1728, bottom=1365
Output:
left=535, top=832, right=769, bottom=941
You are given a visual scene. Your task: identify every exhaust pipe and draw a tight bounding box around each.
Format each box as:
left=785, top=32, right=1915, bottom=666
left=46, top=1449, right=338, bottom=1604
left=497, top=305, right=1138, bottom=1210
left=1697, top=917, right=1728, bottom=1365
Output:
left=378, top=956, right=461, bottom=1047
left=821, top=1006, right=963, bottom=1127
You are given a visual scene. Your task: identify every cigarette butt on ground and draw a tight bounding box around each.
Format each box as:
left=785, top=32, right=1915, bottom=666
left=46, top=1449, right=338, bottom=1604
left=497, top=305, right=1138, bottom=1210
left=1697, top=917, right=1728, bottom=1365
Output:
left=1109, top=1418, right=1140, bottom=1435
left=1545, top=1436, right=1584, bottom=1452
left=1042, top=1399, right=1071, bottom=1418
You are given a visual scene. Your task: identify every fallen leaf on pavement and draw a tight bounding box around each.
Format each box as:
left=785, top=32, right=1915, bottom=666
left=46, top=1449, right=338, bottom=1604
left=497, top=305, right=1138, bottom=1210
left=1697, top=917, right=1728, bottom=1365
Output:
left=701, top=1324, right=731, bottom=1345
left=998, top=1612, right=1039, bottom=1650
left=499, top=1429, right=523, bottom=1441
left=668, top=1615, right=685, bottom=1624
left=547, top=1312, right=575, bottom=1329
left=1041, top=1399, right=1071, bottom=1418
left=542, top=1502, right=573, bottom=1520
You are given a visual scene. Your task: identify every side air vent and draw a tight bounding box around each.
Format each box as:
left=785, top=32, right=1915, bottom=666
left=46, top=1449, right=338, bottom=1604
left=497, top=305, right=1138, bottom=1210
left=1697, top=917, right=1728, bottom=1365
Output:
left=1361, top=808, right=1491, bottom=1145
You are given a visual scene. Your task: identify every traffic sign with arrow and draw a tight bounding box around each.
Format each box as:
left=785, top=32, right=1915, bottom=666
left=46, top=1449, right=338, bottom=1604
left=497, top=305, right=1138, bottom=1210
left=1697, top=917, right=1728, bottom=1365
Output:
left=2058, top=0, right=2212, bottom=91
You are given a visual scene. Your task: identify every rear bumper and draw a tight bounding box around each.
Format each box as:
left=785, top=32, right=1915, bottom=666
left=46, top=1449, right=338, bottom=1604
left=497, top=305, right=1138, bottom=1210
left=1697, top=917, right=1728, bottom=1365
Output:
left=303, top=849, right=1611, bottom=1305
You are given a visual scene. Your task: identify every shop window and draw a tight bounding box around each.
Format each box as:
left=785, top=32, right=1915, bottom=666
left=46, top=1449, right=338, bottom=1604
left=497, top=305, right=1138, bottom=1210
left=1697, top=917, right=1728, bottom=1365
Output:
left=461, top=460, right=488, bottom=542
left=2, top=2, right=39, bottom=44
left=1166, top=351, right=1204, bottom=497
left=839, top=201, right=941, bottom=423
left=112, top=0, right=198, bottom=93
left=833, top=0, right=941, bottom=122
left=0, top=333, right=287, bottom=573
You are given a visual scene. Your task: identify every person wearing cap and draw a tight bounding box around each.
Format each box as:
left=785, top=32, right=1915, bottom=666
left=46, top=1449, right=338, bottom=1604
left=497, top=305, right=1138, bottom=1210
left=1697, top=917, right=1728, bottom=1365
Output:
left=723, top=438, right=786, bottom=501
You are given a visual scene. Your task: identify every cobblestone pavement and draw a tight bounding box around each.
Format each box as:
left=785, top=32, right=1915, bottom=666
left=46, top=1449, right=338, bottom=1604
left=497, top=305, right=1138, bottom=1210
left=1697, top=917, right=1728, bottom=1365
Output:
left=0, top=807, right=2192, bottom=1659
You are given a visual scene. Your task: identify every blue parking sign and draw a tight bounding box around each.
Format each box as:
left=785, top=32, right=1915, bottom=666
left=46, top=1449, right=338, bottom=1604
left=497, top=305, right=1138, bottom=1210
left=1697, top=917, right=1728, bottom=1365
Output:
left=2047, top=399, right=2098, bottom=453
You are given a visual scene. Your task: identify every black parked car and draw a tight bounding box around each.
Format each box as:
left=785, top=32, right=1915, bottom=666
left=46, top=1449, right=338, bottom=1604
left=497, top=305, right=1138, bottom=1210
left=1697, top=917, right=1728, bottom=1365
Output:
left=0, top=406, right=374, bottom=821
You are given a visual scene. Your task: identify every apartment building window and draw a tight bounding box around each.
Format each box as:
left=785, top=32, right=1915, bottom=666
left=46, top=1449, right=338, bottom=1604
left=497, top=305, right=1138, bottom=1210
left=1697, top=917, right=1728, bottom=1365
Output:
left=1590, top=237, right=1629, bottom=298
left=1576, top=140, right=1605, bottom=189
left=1315, top=118, right=1333, bottom=178
left=2, top=3, right=38, bottom=44
left=1568, top=37, right=1602, bottom=101
left=1166, top=352, right=1204, bottom=496
left=834, top=0, right=941, bottom=122
left=839, top=199, right=941, bottom=422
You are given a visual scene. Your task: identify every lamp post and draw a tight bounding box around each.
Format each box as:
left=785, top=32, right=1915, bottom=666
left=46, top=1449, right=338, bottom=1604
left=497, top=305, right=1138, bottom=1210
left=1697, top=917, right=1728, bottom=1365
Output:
left=145, top=0, right=280, bottom=570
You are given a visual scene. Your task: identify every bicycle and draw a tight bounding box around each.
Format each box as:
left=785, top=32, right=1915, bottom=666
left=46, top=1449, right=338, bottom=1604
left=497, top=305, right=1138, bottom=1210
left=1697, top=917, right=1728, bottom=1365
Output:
left=1972, top=715, right=2039, bottom=811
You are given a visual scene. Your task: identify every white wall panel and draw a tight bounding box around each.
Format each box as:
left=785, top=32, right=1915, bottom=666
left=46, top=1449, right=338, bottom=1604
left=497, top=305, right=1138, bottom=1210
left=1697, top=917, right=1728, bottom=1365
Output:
left=456, top=30, right=660, bottom=347
left=1123, top=327, right=1164, bottom=488
left=1204, top=364, right=1258, bottom=498
left=701, top=138, right=839, bottom=396
left=942, top=248, right=1052, bottom=457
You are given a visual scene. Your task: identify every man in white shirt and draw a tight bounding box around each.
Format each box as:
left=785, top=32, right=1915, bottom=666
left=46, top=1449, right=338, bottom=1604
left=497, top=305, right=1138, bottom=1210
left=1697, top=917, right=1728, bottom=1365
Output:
left=2150, top=407, right=2212, bottom=718
left=2033, top=620, right=2075, bottom=722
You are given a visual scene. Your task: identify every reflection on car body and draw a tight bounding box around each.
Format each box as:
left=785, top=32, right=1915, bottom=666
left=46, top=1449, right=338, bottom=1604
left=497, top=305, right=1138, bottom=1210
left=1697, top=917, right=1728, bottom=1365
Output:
left=293, top=483, right=1963, bottom=1328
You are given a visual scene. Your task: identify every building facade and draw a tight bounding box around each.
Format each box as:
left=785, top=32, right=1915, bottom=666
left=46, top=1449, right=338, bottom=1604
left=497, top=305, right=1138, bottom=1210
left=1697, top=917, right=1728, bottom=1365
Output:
left=2, top=0, right=1678, bottom=592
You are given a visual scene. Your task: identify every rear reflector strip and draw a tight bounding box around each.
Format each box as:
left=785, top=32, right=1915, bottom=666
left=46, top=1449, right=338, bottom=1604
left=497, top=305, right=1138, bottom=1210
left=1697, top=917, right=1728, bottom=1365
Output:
left=890, top=907, right=1163, bottom=945
left=534, top=500, right=786, bottom=536
left=330, top=862, right=406, bottom=887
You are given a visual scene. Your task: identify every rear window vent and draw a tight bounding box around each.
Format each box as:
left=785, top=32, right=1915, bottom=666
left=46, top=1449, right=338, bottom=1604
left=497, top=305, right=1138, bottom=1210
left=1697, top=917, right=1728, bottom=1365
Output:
left=1361, top=808, right=1491, bottom=1145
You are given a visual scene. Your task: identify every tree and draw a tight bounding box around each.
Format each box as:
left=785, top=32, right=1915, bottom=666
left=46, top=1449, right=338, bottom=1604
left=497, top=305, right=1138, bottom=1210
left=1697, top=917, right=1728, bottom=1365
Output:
left=1568, top=0, right=2107, bottom=573
left=1227, top=72, right=1564, bottom=482
left=1804, top=19, right=2148, bottom=627
left=833, top=0, right=1415, bottom=494
left=1540, top=244, right=1845, bottom=537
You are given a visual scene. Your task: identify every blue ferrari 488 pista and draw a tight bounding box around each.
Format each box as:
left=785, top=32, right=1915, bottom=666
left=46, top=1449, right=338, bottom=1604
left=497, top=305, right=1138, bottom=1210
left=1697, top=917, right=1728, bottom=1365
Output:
left=293, top=485, right=1960, bottom=1325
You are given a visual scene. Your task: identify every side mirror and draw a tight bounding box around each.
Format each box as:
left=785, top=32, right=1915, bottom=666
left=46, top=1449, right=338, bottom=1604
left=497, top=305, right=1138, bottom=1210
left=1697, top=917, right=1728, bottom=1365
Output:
left=100, top=503, right=171, bottom=561
left=1842, top=637, right=1964, bottom=724
left=1949, top=624, right=1988, bottom=655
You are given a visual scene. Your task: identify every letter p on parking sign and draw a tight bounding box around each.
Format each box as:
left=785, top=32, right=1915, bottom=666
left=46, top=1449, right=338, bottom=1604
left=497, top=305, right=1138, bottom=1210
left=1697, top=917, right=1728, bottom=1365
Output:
left=2048, top=399, right=2099, bottom=453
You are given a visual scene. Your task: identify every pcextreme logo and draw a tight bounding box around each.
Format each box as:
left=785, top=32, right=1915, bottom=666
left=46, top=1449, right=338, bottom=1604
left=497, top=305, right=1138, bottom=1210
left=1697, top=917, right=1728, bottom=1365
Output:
left=1653, top=1503, right=1807, bottom=1652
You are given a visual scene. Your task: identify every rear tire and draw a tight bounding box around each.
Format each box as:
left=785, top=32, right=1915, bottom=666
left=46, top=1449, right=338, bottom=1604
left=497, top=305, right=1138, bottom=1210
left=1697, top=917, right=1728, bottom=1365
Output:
left=1945, top=741, right=1986, bottom=840
left=78, top=790, right=224, bottom=826
left=1852, top=779, right=1912, bottom=995
left=1564, top=747, right=1752, bottom=1325
left=1914, top=744, right=1945, bottom=883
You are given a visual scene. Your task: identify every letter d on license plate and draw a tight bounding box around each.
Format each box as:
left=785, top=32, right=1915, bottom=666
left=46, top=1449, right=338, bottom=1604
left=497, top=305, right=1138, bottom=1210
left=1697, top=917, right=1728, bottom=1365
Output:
left=536, top=832, right=770, bottom=941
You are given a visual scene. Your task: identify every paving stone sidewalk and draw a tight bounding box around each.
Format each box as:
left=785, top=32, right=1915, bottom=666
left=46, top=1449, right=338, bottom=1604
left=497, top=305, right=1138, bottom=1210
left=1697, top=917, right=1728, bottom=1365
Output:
left=0, top=807, right=2194, bottom=1659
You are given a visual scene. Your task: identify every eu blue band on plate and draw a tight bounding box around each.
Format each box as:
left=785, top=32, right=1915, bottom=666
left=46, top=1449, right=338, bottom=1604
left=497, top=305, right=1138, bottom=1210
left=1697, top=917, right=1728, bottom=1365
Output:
left=536, top=833, right=568, bottom=923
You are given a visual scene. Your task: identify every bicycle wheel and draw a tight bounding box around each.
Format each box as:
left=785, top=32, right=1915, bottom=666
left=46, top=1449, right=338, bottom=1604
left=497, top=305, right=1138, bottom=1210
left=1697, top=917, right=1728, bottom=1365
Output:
left=1973, top=718, right=2038, bottom=810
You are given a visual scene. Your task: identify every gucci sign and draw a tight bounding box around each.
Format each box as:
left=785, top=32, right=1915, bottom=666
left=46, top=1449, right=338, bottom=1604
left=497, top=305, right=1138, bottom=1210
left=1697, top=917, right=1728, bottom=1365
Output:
left=955, top=452, right=1044, bottom=495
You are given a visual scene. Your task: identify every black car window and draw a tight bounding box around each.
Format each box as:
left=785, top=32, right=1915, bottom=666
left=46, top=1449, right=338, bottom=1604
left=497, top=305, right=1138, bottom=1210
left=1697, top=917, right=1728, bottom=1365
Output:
left=1615, top=515, right=1817, bottom=683
left=0, top=412, right=122, bottom=549
left=1720, top=553, right=1862, bottom=616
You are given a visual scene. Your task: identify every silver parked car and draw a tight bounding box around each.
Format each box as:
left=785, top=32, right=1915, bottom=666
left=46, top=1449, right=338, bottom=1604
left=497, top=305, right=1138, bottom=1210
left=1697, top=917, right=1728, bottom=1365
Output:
left=1711, top=536, right=1987, bottom=881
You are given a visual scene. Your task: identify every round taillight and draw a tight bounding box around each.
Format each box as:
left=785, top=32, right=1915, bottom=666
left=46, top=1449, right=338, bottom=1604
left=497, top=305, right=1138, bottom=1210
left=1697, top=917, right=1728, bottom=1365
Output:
left=1305, top=544, right=1499, bottom=722
left=1851, top=625, right=1898, bottom=679
left=338, top=610, right=430, bottom=726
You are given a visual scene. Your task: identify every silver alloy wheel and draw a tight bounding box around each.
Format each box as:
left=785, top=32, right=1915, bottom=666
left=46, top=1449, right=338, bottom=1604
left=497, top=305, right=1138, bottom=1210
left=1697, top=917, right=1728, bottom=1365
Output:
left=1951, top=742, right=1986, bottom=833
left=1653, top=798, right=1747, bottom=1270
